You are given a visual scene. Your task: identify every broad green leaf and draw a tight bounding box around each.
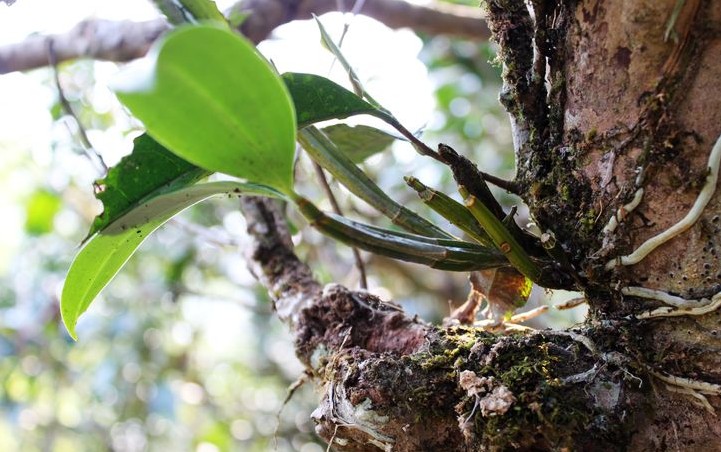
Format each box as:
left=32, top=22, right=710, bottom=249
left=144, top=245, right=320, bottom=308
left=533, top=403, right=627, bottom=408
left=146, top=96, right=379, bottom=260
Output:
left=25, top=189, right=62, bottom=235
left=320, top=124, right=396, bottom=163
left=89, top=133, right=209, bottom=237
left=113, top=25, right=296, bottom=194
left=282, top=72, right=392, bottom=128
left=61, top=181, right=283, bottom=340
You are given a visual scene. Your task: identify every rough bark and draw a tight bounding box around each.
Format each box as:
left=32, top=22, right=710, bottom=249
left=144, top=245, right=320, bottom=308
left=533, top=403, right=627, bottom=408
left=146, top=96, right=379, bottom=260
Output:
left=4, top=0, right=721, bottom=449
left=239, top=1, right=721, bottom=450
left=533, top=1, right=721, bottom=446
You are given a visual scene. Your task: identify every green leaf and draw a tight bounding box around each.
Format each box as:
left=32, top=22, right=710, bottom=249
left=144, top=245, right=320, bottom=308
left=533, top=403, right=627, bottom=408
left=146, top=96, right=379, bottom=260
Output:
left=177, top=0, right=227, bottom=24
left=294, top=196, right=507, bottom=271
left=298, top=126, right=452, bottom=238
left=282, top=72, right=392, bottom=128
left=24, top=189, right=62, bottom=236
left=314, top=15, right=366, bottom=99
left=228, top=10, right=249, bottom=28
left=152, top=0, right=227, bottom=26
left=61, top=181, right=283, bottom=340
left=113, top=25, right=297, bottom=194
left=89, top=133, right=210, bottom=238
left=320, top=124, right=396, bottom=163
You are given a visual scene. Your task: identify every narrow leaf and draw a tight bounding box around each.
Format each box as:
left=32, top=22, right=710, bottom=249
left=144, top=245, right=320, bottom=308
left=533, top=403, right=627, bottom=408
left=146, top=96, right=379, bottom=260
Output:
left=113, top=25, right=297, bottom=194
left=294, top=196, right=507, bottom=271
left=313, top=15, right=389, bottom=113
left=89, top=133, right=210, bottom=237
left=314, top=15, right=366, bottom=99
left=61, top=181, right=283, bottom=340
left=320, top=124, right=396, bottom=163
left=298, top=126, right=452, bottom=238
left=152, top=0, right=227, bottom=26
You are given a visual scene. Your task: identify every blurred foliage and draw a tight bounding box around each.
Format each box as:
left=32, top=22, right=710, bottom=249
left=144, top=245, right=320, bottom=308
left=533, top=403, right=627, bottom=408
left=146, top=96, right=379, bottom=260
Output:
left=0, top=10, right=585, bottom=452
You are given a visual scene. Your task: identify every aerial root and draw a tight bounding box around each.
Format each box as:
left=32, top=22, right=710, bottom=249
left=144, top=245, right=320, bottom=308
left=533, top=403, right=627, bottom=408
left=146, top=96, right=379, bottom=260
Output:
left=605, top=133, right=721, bottom=271
left=623, top=287, right=721, bottom=319
left=603, top=186, right=645, bottom=234
left=554, top=297, right=586, bottom=310
left=650, top=370, right=721, bottom=415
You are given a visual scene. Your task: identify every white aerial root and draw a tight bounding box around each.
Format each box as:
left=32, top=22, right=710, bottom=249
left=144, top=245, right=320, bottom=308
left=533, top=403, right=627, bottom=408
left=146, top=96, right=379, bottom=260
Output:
left=623, top=287, right=721, bottom=319
left=650, top=370, right=721, bottom=415
left=605, top=133, right=721, bottom=271
left=603, top=187, right=645, bottom=234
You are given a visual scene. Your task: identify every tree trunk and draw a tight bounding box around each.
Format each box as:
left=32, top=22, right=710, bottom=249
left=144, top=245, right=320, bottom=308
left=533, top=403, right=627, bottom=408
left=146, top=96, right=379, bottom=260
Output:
left=242, top=0, right=721, bottom=450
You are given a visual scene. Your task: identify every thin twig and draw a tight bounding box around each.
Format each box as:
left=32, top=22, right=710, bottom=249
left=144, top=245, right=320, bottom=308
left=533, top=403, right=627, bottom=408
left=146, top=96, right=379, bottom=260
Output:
left=386, top=117, right=444, bottom=163
left=479, top=171, right=520, bottom=195
left=1, top=0, right=490, bottom=74
left=313, top=162, right=369, bottom=289
left=47, top=40, right=108, bottom=174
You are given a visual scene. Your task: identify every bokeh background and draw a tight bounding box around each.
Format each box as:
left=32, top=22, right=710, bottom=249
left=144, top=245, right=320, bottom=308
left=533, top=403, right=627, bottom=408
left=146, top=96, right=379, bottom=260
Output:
left=0, top=1, right=584, bottom=450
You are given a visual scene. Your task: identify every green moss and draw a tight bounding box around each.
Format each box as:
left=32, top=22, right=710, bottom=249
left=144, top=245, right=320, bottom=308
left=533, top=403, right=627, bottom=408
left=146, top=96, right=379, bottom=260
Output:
left=450, top=338, right=596, bottom=450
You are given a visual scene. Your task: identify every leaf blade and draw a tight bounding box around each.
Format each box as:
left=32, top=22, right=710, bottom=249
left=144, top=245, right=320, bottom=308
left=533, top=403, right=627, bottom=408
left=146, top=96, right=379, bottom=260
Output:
left=298, top=126, right=452, bottom=238
left=281, top=72, right=392, bottom=128
left=113, top=25, right=297, bottom=194
left=61, top=181, right=283, bottom=340
left=89, top=133, right=210, bottom=237
left=320, top=124, right=396, bottom=163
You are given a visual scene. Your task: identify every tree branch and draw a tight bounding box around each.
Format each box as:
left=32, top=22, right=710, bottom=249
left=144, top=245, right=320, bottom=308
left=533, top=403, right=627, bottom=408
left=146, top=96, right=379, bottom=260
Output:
left=240, top=197, right=321, bottom=328
left=0, top=19, right=166, bottom=75
left=0, top=0, right=489, bottom=75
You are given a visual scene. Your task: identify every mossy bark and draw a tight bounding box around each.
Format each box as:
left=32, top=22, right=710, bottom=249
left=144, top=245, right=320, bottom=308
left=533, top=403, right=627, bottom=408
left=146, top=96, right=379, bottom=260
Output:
left=242, top=1, right=721, bottom=450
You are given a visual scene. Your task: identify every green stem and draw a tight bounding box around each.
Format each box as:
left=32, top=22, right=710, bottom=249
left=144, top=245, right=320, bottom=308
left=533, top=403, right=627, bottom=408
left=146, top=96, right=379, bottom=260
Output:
left=459, top=186, right=541, bottom=282
left=405, top=176, right=492, bottom=246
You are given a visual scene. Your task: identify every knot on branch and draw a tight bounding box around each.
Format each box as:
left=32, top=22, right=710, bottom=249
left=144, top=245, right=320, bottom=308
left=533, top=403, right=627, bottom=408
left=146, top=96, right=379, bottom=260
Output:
left=295, top=284, right=428, bottom=367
